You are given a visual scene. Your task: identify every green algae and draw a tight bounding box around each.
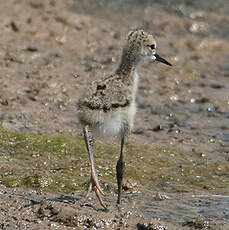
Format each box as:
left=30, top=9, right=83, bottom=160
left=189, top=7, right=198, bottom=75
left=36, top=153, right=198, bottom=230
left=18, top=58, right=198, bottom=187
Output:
left=124, top=146, right=229, bottom=194
left=0, top=126, right=228, bottom=195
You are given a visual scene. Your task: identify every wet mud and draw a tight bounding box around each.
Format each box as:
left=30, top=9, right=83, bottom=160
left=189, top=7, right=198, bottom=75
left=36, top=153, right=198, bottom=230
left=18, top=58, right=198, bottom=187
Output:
left=0, top=0, right=229, bottom=229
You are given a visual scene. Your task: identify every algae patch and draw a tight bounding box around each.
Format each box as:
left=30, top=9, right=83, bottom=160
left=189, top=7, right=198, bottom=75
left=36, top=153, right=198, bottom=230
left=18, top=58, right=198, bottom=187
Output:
left=0, top=126, right=118, bottom=193
left=0, top=126, right=228, bottom=195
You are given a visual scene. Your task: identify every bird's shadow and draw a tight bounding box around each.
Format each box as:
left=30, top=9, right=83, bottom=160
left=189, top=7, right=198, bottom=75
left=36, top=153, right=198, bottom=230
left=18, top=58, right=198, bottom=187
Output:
left=26, top=194, right=81, bottom=207
left=27, top=194, right=109, bottom=212
left=48, top=194, right=81, bottom=203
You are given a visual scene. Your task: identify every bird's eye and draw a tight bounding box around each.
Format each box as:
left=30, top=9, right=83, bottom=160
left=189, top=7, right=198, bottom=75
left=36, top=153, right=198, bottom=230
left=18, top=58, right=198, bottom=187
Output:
left=149, top=44, right=155, bottom=49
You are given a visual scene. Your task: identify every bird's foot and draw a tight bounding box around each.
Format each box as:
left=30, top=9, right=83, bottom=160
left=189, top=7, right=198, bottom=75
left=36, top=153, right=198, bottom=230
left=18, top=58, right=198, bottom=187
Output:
left=81, top=175, right=107, bottom=210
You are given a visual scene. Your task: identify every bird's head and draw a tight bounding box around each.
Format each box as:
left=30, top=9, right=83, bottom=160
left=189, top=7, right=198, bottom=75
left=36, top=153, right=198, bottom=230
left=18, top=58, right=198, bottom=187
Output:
left=126, top=28, right=172, bottom=66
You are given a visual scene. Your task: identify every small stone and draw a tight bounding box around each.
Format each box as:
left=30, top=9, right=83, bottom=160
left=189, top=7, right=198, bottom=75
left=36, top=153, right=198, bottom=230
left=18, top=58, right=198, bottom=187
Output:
left=152, top=125, right=163, bottom=132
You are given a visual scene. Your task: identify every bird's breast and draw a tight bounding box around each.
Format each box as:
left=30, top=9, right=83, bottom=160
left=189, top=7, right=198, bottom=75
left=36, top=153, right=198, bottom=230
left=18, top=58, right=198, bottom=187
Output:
left=91, top=102, right=136, bottom=139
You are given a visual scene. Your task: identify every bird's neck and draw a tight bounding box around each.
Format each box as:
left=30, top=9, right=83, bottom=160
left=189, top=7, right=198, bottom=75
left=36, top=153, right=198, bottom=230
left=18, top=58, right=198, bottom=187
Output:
left=115, top=45, right=141, bottom=77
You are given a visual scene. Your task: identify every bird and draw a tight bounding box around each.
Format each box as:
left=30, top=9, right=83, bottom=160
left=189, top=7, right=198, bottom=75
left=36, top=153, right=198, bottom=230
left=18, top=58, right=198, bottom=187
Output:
left=77, top=28, right=172, bottom=209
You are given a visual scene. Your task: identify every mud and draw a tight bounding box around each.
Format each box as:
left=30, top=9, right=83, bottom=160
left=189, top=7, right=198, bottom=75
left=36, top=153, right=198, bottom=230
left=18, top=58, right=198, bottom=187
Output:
left=1, top=184, right=225, bottom=230
left=0, top=0, right=229, bottom=229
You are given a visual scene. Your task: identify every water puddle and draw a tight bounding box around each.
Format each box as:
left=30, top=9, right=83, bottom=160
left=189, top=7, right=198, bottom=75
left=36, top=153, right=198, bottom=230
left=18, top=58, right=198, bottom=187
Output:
left=134, top=192, right=229, bottom=225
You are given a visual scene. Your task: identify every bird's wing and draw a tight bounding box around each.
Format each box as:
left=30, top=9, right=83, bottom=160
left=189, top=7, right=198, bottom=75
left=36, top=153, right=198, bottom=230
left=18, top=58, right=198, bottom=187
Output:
left=78, top=76, right=132, bottom=112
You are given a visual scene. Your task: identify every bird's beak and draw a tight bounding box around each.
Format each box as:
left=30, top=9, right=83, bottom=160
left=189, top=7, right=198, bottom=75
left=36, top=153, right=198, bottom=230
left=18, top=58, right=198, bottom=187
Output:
left=154, top=53, right=172, bottom=66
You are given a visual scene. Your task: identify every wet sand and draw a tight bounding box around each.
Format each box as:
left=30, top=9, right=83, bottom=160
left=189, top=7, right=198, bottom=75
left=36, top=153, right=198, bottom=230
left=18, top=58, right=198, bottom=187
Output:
left=0, top=0, right=229, bottom=229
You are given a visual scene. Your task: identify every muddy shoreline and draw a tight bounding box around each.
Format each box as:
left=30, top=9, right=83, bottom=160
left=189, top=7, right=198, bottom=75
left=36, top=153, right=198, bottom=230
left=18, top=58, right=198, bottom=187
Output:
left=0, top=0, right=229, bottom=229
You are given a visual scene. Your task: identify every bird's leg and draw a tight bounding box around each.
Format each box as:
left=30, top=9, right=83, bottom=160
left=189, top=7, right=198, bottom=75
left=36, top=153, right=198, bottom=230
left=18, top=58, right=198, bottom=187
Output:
left=116, top=134, right=125, bottom=204
left=82, top=125, right=106, bottom=209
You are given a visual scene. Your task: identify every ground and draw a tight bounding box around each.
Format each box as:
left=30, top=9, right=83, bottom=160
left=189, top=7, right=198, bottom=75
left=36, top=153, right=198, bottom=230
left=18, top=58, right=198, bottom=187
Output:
left=0, top=0, right=229, bottom=229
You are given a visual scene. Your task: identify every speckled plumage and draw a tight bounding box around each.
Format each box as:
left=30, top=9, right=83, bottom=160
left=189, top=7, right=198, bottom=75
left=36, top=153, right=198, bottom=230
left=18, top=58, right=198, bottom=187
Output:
left=78, top=29, right=159, bottom=139
left=78, top=74, right=136, bottom=138
left=78, top=28, right=172, bottom=208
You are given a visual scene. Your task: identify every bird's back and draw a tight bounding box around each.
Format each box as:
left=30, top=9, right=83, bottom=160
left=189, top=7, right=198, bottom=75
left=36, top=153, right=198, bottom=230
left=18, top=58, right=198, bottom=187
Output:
left=78, top=73, right=137, bottom=139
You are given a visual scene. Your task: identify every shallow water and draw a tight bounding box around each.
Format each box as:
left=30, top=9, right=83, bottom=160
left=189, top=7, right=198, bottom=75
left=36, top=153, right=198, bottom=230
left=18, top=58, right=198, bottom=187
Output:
left=136, top=192, right=229, bottom=225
